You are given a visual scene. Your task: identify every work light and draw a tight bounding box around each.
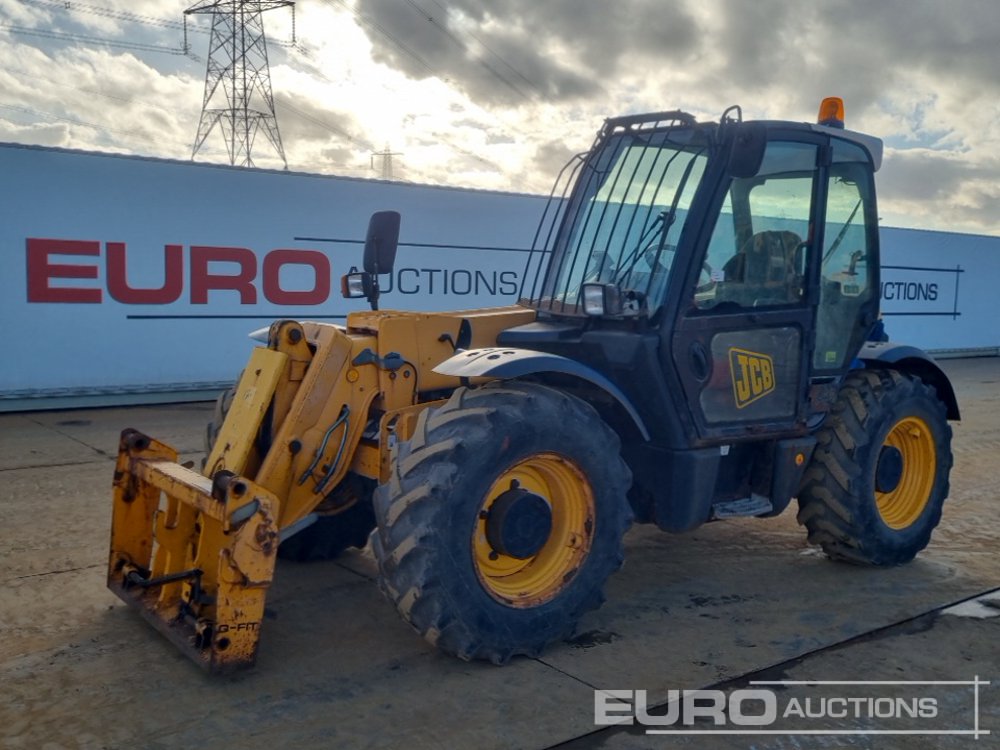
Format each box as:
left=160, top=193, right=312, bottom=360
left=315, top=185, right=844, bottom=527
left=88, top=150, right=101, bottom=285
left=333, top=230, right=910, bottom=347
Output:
left=581, top=282, right=622, bottom=316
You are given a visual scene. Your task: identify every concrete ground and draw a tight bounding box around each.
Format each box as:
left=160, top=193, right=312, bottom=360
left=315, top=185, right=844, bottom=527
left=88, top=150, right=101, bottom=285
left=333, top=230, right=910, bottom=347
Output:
left=1, top=358, right=997, bottom=750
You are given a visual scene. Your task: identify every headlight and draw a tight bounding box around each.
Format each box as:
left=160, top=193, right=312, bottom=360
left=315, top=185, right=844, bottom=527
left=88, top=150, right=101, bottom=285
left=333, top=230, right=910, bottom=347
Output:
left=340, top=270, right=371, bottom=299
left=581, top=283, right=622, bottom=316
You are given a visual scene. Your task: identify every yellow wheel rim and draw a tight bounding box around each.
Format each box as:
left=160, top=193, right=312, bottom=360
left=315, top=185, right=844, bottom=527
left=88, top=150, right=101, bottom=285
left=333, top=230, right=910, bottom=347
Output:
left=473, top=453, right=595, bottom=608
left=876, top=416, right=936, bottom=530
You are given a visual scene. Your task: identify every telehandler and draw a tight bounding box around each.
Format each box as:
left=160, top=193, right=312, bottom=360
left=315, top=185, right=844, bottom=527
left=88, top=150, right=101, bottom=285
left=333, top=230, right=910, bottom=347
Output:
left=109, top=98, right=958, bottom=671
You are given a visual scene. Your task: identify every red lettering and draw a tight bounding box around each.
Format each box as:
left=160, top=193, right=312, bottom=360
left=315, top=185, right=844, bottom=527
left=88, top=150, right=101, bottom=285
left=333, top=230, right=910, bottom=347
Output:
left=106, top=243, right=184, bottom=304
left=189, top=246, right=257, bottom=304
left=26, top=241, right=339, bottom=306
left=262, top=249, right=330, bottom=305
left=26, top=238, right=102, bottom=303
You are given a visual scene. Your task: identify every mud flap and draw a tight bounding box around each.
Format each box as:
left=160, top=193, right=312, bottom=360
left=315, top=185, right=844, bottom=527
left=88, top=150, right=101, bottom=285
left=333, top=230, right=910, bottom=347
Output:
left=108, top=429, right=280, bottom=673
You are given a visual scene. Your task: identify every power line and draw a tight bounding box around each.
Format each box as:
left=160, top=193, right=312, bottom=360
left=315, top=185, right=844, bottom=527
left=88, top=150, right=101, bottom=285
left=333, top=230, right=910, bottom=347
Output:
left=422, top=1, right=543, bottom=97
left=428, top=130, right=505, bottom=173
left=0, top=101, right=160, bottom=144
left=311, top=0, right=539, bottom=181
left=401, top=0, right=535, bottom=102
left=320, top=0, right=441, bottom=79
left=0, top=60, right=377, bottom=170
left=0, top=66, right=377, bottom=170
left=2, top=65, right=187, bottom=117
left=0, top=22, right=197, bottom=57
left=16, top=0, right=298, bottom=48
left=278, top=96, right=375, bottom=152
left=3, top=0, right=530, bottom=184
left=313, top=0, right=516, bottom=175
left=19, top=0, right=194, bottom=31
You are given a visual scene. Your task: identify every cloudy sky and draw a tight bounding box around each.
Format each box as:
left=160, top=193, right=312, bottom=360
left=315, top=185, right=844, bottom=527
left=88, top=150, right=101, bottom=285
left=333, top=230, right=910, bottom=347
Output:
left=1, top=0, right=999, bottom=235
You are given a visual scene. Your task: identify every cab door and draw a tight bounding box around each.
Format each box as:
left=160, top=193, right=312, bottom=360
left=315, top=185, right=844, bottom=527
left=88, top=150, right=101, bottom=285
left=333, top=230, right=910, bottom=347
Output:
left=669, top=137, right=824, bottom=442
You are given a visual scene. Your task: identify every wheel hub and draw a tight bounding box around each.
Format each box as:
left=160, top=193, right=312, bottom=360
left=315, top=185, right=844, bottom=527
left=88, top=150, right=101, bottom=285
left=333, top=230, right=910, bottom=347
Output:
left=875, top=445, right=904, bottom=493
left=485, top=487, right=553, bottom=559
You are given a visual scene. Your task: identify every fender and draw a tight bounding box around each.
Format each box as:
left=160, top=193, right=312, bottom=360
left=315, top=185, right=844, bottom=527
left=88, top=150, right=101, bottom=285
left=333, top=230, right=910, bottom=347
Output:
left=433, top=347, right=651, bottom=440
left=859, top=341, right=960, bottom=420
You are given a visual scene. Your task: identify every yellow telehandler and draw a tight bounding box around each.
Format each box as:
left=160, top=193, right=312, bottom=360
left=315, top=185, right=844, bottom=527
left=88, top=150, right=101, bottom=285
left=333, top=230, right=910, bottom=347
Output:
left=109, top=99, right=958, bottom=671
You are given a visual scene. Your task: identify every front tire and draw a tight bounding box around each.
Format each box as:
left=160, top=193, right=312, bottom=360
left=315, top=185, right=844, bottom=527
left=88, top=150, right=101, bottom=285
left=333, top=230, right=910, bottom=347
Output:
left=371, top=382, right=633, bottom=664
left=797, top=369, right=952, bottom=565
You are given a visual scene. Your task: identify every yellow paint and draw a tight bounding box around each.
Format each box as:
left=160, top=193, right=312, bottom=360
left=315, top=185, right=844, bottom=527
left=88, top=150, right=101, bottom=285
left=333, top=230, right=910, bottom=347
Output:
left=472, top=453, right=594, bottom=608
left=108, top=431, right=280, bottom=672
left=203, top=347, right=288, bottom=478
left=109, top=304, right=540, bottom=669
left=876, top=416, right=937, bottom=530
left=729, top=347, right=776, bottom=408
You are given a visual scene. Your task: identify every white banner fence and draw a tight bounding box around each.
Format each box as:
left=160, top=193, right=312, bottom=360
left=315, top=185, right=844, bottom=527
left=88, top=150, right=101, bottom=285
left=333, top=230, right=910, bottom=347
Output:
left=2, top=143, right=997, bottom=410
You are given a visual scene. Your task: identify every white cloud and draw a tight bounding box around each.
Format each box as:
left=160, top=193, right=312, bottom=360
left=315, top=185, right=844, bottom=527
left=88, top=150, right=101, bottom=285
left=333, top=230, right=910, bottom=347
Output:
left=1, top=0, right=999, bottom=234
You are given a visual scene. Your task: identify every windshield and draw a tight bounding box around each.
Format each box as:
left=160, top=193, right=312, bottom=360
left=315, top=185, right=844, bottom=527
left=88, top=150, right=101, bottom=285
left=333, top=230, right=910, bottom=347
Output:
left=536, top=126, right=709, bottom=316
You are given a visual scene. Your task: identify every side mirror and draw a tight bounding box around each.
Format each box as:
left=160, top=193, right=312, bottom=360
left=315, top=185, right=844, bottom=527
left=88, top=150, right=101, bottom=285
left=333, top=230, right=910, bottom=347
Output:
left=344, top=211, right=401, bottom=311
left=363, top=210, right=400, bottom=275
left=727, top=122, right=766, bottom=179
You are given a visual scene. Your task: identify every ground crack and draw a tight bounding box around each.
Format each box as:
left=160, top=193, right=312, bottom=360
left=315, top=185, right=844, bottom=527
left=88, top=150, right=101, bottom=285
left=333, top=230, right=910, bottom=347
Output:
left=9, top=563, right=103, bottom=583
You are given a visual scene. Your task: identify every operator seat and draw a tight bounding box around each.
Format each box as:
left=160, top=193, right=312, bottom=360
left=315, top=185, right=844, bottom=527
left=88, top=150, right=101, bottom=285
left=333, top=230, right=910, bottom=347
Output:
left=722, top=230, right=803, bottom=305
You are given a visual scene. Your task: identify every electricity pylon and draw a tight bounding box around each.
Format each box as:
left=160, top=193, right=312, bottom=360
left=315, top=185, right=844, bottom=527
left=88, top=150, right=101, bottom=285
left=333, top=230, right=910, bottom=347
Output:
left=371, top=144, right=402, bottom=180
left=185, top=1, right=294, bottom=168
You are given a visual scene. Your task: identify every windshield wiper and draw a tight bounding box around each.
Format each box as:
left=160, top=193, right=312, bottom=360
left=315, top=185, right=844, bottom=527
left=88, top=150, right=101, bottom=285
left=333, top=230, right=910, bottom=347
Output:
left=612, top=210, right=668, bottom=284
left=823, top=197, right=863, bottom=265
left=612, top=149, right=703, bottom=288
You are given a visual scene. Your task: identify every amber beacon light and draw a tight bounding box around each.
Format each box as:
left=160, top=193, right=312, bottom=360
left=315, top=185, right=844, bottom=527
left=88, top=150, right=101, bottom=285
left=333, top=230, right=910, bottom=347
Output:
left=818, top=96, right=846, bottom=128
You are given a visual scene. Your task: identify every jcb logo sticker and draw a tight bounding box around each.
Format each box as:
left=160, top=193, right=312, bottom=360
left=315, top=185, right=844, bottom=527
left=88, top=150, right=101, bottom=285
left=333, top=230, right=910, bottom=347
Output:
left=730, top=348, right=775, bottom=408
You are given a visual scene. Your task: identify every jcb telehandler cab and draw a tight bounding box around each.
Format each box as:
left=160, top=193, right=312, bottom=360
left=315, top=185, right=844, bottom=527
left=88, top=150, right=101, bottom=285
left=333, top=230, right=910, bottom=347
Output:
left=109, top=98, right=957, bottom=670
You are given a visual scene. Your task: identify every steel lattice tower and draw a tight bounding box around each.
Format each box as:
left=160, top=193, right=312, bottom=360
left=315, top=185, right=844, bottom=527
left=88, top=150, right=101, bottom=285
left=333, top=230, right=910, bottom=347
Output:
left=185, top=1, right=293, bottom=168
left=371, top=144, right=402, bottom=180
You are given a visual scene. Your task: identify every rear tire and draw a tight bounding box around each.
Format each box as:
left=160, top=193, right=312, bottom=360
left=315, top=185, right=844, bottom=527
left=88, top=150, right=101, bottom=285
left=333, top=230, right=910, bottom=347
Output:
left=797, top=369, right=952, bottom=565
left=277, top=486, right=376, bottom=562
left=371, top=382, right=633, bottom=664
left=203, top=382, right=237, bottom=471
left=204, top=384, right=375, bottom=562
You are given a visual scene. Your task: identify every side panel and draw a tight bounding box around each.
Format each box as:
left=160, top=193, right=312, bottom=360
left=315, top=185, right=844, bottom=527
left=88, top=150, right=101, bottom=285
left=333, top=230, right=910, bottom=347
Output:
left=699, top=327, right=801, bottom=424
left=670, top=307, right=813, bottom=445
left=433, top=345, right=651, bottom=440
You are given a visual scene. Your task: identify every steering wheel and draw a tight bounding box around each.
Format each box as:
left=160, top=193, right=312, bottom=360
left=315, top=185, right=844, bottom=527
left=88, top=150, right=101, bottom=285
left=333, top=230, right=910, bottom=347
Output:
left=642, top=244, right=675, bottom=274
left=583, top=251, right=610, bottom=283
left=693, top=259, right=716, bottom=295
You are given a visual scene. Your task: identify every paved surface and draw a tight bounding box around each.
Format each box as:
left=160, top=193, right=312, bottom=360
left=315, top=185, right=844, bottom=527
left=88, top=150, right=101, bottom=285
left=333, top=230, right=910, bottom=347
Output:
left=1, top=358, right=997, bottom=749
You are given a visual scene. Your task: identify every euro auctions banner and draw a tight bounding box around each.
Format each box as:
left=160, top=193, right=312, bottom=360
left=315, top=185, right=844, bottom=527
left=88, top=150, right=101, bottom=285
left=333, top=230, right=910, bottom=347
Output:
left=1, top=142, right=998, bottom=409
left=0, top=143, right=547, bottom=408
left=877, top=226, right=1000, bottom=352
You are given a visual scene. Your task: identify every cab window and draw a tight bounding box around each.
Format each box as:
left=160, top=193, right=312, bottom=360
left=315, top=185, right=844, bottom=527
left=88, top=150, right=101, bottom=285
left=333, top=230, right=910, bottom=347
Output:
left=694, top=141, right=817, bottom=310
left=814, top=140, right=877, bottom=369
